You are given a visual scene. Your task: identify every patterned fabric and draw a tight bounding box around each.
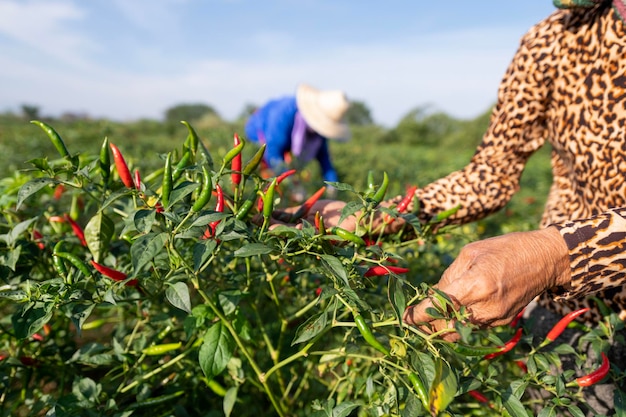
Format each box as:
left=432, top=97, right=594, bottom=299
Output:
left=406, top=3, right=626, bottom=322
left=554, top=0, right=626, bottom=22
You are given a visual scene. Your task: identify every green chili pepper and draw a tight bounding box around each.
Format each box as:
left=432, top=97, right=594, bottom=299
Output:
left=99, top=137, right=111, bottom=185
left=235, top=198, right=255, bottom=220
left=262, top=178, right=277, bottom=220
left=31, top=120, right=70, bottom=158
left=354, top=313, right=389, bottom=355
left=52, top=241, right=68, bottom=277
left=191, top=166, right=213, bottom=212
left=162, top=152, right=173, bottom=208
left=243, top=143, right=267, bottom=176
left=432, top=204, right=461, bottom=223
left=366, top=170, right=376, bottom=196
left=452, top=342, right=505, bottom=357
left=222, top=136, right=245, bottom=166
left=371, top=171, right=389, bottom=205
left=330, top=227, right=365, bottom=247
left=181, top=120, right=199, bottom=155
left=408, top=372, right=429, bottom=410
left=142, top=342, right=182, bottom=356
left=53, top=251, right=92, bottom=278
left=127, top=390, right=185, bottom=410
left=315, top=211, right=326, bottom=235
left=172, top=150, right=192, bottom=182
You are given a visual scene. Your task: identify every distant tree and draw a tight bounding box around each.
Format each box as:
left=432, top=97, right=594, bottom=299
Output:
left=165, top=103, right=220, bottom=124
left=389, top=105, right=461, bottom=146
left=21, top=104, right=40, bottom=120
left=345, top=100, right=373, bottom=126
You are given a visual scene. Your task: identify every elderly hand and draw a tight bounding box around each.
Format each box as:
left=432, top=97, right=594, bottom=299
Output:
left=403, top=227, right=571, bottom=341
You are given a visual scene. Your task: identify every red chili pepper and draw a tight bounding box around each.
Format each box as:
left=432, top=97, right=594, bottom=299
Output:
left=384, top=185, right=418, bottom=224
left=544, top=307, right=590, bottom=343
left=109, top=143, right=135, bottom=189
left=134, top=169, right=142, bottom=191
left=204, top=184, right=224, bottom=239
left=32, top=230, right=45, bottom=250
left=484, top=327, right=523, bottom=359
left=515, top=360, right=528, bottom=373
left=576, top=352, right=610, bottom=387
left=91, top=260, right=138, bottom=287
left=257, top=169, right=297, bottom=212
left=289, top=186, right=326, bottom=222
left=231, top=134, right=242, bottom=186
left=315, top=287, right=322, bottom=297
left=468, top=390, right=489, bottom=403
left=64, top=214, right=87, bottom=246
left=364, top=265, right=410, bottom=277
left=53, top=184, right=65, bottom=200
left=509, top=308, right=525, bottom=328
left=19, top=356, right=38, bottom=367
left=49, top=215, right=65, bottom=223
left=31, top=333, right=45, bottom=342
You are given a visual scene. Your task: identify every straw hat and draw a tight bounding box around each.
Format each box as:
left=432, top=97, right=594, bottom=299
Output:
left=296, top=84, right=351, bottom=141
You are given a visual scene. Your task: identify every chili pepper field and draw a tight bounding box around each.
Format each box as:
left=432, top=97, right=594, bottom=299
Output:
left=0, top=113, right=624, bottom=416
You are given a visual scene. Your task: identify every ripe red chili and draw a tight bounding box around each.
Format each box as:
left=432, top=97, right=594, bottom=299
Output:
left=576, top=352, right=609, bottom=387
left=468, top=390, right=489, bottom=403
left=364, top=265, right=410, bottom=277
left=231, top=134, right=242, bottom=186
left=32, top=230, right=45, bottom=250
left=109, top=143, right=135, bottom=189
left=384, top=185, right=418, bottom=224
left=91, top=260, right=138, bottom=287
left=289, top=186, right=326, bottom=222
left=484, top=327, right=523, bottom=359
left=544, top=307, right=590, bottom=343
left=53, top=184, right=65, bottom=200
left=134, top=169, right=142, bottom=191
left=509, top=308, right=525, bottom=328
left=64, top=214, right=87, bottom=246
left=204, top=184, right=224, bottom=239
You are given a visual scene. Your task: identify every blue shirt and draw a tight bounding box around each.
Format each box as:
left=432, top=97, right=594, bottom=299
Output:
left=244, top=96, right=339, bottom=183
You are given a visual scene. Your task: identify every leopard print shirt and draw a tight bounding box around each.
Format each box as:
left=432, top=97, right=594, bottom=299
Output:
left=411, top=4, right=626, bottom=318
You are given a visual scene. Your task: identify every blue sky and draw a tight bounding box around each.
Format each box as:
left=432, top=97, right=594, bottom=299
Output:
left=0, top=1, right=556, bottom=126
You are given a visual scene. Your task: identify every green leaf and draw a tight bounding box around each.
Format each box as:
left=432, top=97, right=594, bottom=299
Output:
left=131, top=232, right=168, bottom=274
left=69, top=303, right=96, bottom=336
left=615, top=388, right=626, bottom=417
left=12, top=303, right=53, bottom=339
left=223, top=386, right=238, bottom=417
left=332, top=402, right=360, bottom=417
left=0, top=245, right=21, bottom=271
left=166, top=282, right=192, bottom=314
left=0, top=218, right=37, bottom=246
left=234, top=243, right=272, bottom=257
left=338, top=200, right=362, bottom=225
left=133, top=209, right=157, bottom=234
left=17, top=178, right=56, bottom=210
left=168, top=181, right=199, bottom=208
left=84, top=211, right=114, bottom=264
left=566, top=405, right=585, bottom=417
left=199, top=322, right=235, bottom=380
left=0, top=290, right=28, bottom=301
left=319, top=254, right=348, bottom=287
left=388, top=276, right=406, bottom=325
left=428, top=358, right=458, bottom=415
left=292, top=312, right=328, bottom=345
left=193, top=239, right=218, bottom=271
left=502, top=386, right=529, bottom=417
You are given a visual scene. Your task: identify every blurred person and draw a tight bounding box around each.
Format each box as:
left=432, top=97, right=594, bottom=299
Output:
left=245, top=84, right=351, bottom=198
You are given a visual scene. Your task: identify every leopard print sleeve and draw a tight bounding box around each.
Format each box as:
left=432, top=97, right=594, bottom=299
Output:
left=550, top=208, right=626, bottom=300
left=411, top=16, right=558, bottom=225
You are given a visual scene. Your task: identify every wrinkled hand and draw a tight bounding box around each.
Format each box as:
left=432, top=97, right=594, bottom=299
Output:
left=403, top=227, right=570, bottom=341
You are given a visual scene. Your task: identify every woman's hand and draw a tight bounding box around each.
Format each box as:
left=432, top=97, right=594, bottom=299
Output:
left=270, top=199, right=357, bottom=231
left=403, top=227, right=571, bottom=340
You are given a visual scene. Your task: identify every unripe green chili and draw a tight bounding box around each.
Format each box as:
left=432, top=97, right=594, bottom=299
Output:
left=262, top=178, right=277, bottom=220
left=432, top=204, right=462, bottom=223
left=99, top=137, right=111, bottom=185
left=408, top=372, right=429, bottom=410
left=127, top=390, right=185, bottom=410
left=366, top=170, right=376, bottom=195
left=243, top=143, right=267, bottom=176
left=181, top=120, right=199, bottom=155
left=172, top=150, right=192, bottom=181
left=52, top=241, right=68, bottom=277
left=162, top=152, right=173, bottom=208
left=31, top=120, right=70, bottom=158
left=354, top=313, right=389, bottom=355
left=222, top=136, right=245, bottom=166
left=330, top=227, right=365, bottom=247
left=53, top=251, right=92, bottom=278
left=191, top=166, right=212, bottom=212
left=235, top=198, right=255, bottom=220
left=371, top=171, right=389, bottom=205
left=142, top=342, right=182, bottom=356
